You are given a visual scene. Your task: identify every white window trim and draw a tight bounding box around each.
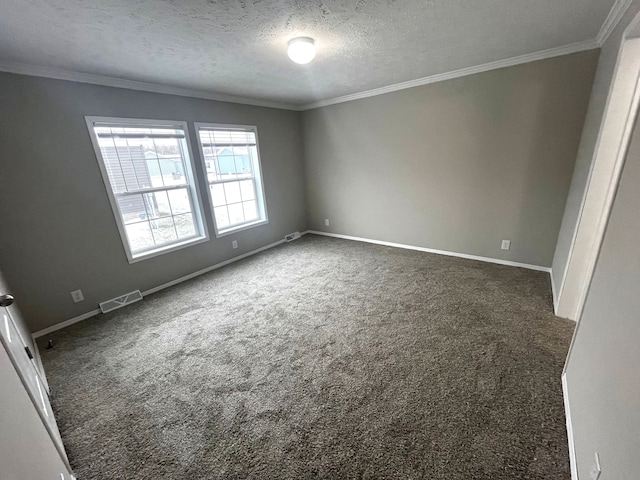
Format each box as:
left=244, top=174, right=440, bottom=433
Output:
left=85, top=116, right=210, bottom=263
left=194, top=122, right=269, bottom=238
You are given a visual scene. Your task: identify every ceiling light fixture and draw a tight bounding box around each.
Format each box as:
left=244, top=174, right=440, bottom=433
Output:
left=287, top=37, right=316, bottom=65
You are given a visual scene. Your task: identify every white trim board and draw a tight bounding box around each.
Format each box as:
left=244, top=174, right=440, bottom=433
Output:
left=0, top=0, right=629, bottom=114
left=0, top=39, right=605, bottom=113
left=0, top=41, right=598, bottom=112
left=305, top=230, right=551, bottom=273
left=550, top=268, right=560, bottom=316
left=560, top=285, right=585, bottom=480
left=32, top=308, right=101, bottom=339
left=562, top=373, right=579, bottom=480
left=32, top=230, right=553, bottom=338
left=0, top=61, right=298, bottom=111
left=143, top=238, right=285, bottom=296
left=597, top=0, right=633, bottom=46
left=555, top=18, right=640, bottom=321
left=300, top=0, right=630, bottom=110
left=31, top=340, right=50, bottom=394
left=300, top=40, right=599, bottom=110
left=31, top=237, right=290, bottom=339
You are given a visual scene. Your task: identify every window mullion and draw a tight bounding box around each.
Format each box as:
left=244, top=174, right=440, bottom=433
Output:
left=208, top=177, right=254, bottom=186
left=115, top=184, right=185, bottom=197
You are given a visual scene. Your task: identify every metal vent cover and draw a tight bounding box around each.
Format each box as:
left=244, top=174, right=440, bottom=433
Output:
left=284, top=231, right=301, bottom=242
left=99, top=290, right=143, bottom=313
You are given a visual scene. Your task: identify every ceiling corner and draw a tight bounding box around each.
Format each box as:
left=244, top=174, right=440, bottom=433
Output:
left=597, top=0, right=633, bottom=46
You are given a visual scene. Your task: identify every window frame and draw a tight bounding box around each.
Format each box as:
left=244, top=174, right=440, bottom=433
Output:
left=85, top=116, right=210, bottom=263
left=194, top=123, right=269, bottom=237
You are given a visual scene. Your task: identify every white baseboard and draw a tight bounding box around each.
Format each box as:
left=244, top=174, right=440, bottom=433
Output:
left=32, top=230, right=552, bottom=338
left=32, top=237, right=289, bottom=339
left=305, top=230, right=551, bottom=273
left=550, top=268, right=560, bottom=315
left=32, top=309, right=102, bottom=339
left=142, top=238, right=286, bottom=296
left=562, top=372, right=579, bottom=480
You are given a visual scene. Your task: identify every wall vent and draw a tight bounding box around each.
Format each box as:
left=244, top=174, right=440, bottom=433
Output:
left=99, top=290, right=143, bottom=314
left=284, top=231, right=301, bottom=242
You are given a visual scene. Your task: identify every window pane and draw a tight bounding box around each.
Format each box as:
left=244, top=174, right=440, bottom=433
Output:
left=144, top=155, right=164, bottom=188
left=243, top=200, right=258, bottom=221
left=210, top=183, right=226, bottom=207
left=96, top=127, right=190, bottom=191
left=217, top=154, right=238, bottom=179
left=150, top=217, right=177, bottom=245
left=227, top=203, right=244, bottom=226
left=90, top=119, right=207, bottom=260
left=142, top=191, right=171, bottom=219
left=100, top=138, right=153, bottom=191
left=224, top=181, right=242, bottom=204
left=158, top=141, right=187, bottom=187
left=239, top=180, right=255, bottom=201
left=232, top=148, right=252, bottom=176
left=117, top=195, right=148, bottom=224
left=214, top=206, right=230, bottom=229
left=197, top=125, right=265, bottom=235
left=167, top=188, right=192, bottom=215
left=212, top=130, right=232, bottom=144
left=101, top=144, right=126, bottom=194
left=125, top=221, right=155, bottom=252
left=204, top=156, right=218, bottom=182
left=174, top=213, right=196, bottom=239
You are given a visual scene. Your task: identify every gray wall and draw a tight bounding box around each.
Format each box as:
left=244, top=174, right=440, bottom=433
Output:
left=302, top=50, right=599, bottom=268
left=552, top=0, right=640, bottom=291
left=0, top=73, right=305, bottom=332
left=564, top=109, right=640, bottom=479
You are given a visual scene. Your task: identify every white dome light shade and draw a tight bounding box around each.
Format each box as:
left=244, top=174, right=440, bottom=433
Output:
left=287, top=37, right=316, bottom=64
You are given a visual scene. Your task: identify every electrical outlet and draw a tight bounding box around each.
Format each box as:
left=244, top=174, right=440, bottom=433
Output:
left=501, top=240, right=511, bottom=250
left=589, top=452, right=601, bottom=480
left=70, top=290, right=84, bottom=303
left=232, top=240, right=238, bottom=249
left=324, top=219, right=330, bottom=227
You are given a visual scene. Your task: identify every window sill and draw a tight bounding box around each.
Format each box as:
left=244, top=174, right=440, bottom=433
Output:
left=128, top=235, right=210, bottom=263
left=215, top=219, right=268, bottom=238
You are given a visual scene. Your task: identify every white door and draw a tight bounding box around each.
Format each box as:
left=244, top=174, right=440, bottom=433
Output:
left=0, top=288, right=73, bottom=478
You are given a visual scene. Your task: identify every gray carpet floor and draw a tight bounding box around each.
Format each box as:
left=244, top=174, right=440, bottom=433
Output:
left=38, top=234, right=575, bottom=479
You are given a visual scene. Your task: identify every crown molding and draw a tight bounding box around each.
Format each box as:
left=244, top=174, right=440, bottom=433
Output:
left=0, top=0, right=627, bottom=112
left=597, top=0, right=633, bottom=45
left=299, top=39, right=599, bottom=110
left=0, top=61, right=298, bottom=111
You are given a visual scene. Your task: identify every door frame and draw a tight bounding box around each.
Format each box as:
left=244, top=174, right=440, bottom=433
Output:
left=556, top=13, right=640, bottom=321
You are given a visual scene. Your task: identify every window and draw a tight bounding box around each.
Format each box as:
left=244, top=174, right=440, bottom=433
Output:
left=195, top=124, right=268, bottom=236
left=86, top=117, right=208, bottom=262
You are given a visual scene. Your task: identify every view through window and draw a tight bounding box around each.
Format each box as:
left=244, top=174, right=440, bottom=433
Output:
left=196, top=125, right=268, bottom=235
left=87, top=118, right=207, bottom=260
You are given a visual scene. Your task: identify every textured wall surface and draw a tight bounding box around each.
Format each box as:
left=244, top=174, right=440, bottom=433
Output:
left=0, top=73, right=305, bottom=332
left=0, top=0, right=614, bottom=104
left=303, top=51, right=599, bottom=267
left=564, top=101, right=640, bottom=480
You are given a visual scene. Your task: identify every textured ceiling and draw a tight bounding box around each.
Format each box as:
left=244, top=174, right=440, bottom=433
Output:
left=0, top=0, right=616, bottom=106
